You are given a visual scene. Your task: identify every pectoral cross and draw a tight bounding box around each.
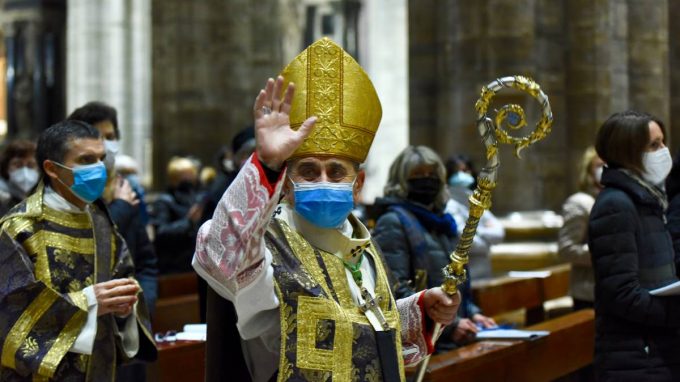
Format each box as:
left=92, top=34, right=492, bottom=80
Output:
left=360, top=287, right=389, bottom=331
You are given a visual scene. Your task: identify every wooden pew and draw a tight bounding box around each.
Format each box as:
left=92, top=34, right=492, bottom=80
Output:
left=498, top=210, right=563, bottom=242
left=153, top=272, right=201, bottom=333
left=472, top=264, right=570, bottom=324
left=490, top=242, right=561, bottom=273
left=149, top=273, right=204, bottom=380
left=148, top=340, right=206, bottom=382
left=158, top=272, right=199, bottom=298
left=410, top=309, right=594, bottom=382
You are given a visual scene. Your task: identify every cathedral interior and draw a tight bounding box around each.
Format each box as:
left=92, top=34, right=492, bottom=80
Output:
left=2, top=0, right=677, bottom=212
left=1, top=1, right=679, bottom=381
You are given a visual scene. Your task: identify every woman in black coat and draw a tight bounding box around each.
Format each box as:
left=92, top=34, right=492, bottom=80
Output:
left=373, top=145, right=495, bottom=352
left=589, top=110, right=680, bottom=381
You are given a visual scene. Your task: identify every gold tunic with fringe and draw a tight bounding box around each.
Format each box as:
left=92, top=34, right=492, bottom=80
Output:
left=0, top=186, right=155, bottom=381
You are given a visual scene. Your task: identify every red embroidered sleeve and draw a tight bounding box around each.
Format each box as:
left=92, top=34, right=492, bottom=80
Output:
left=193, top=153, right=284, bottom=294
left=397, top=291, right=435, bottom=365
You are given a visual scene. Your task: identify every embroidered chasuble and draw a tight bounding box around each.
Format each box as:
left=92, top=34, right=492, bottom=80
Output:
left=265, top=209, right=404, bottom=381
left=0, top=186, right=156, bottom=381
left=193, top=156, right=435, bottom=382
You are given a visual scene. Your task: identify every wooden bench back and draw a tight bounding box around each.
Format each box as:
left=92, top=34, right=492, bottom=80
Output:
left=471, top=264, right=570, bottom=322
left=154, top=272, right=201, bottom=333
left=410, top=309, right=594, bottom=382
left=158, top=272, right=199, bottom=298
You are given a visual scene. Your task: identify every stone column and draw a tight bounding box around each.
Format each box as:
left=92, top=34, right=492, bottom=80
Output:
left=0, top=26, right=5, bottom=136
left=627, top=0, right=669, bottom=134
left=416, top=0, right=571, bottom=212
left=1, top=0, right=66, bottom=138
left=563, top=0, right=624, bottom=198
left=360, top=0, right=410, bottom=203
left=67, top=0, right=152, bottom=182
left=151, top=0, right=290, bottom=188
left=670, top=0, right=680, bottom=147
left=409, top=0, right=675, bottom=213
left=128, top=0, right=152, bottom=181
left=407, top=0, right=437, bottom=150
left=565, top=0, right=669, bottom=189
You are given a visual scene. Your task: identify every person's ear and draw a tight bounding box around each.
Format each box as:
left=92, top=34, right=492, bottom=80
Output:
left=282, top=177, right=294, bottom=203
left=43, top=160, right=60, bottom=183
left=353, top=170, right=366, bottom=202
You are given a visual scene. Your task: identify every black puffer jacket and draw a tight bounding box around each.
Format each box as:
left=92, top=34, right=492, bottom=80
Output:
left=150, top=189, right=202, bottom=274
left=588, top=168, right=680, bottom=382
left=373, top=197, right=480, bottom=352
left=109, top=199, right=158, bottom=315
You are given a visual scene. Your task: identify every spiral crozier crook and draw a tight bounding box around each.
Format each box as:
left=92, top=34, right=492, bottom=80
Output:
left=442, top=75, right=553, bottom=294
left=415, top=76, right=553, bottom=382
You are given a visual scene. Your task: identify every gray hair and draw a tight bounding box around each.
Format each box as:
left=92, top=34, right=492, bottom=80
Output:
left=384, top=145, right=449, bottom=210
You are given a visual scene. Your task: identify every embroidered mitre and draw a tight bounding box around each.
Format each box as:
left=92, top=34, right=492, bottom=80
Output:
left=281, top=37, right=382, bottom=164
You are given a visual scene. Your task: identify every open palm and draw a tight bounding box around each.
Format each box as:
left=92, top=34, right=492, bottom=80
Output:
left=253, top=76, right=316, bottom=170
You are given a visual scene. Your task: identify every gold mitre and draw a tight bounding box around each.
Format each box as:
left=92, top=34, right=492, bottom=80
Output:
left=281, top=37, right=382, bottom=163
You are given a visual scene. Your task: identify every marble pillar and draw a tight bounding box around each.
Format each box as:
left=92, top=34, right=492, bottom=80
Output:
left=67, top=0, right=152, bottom=183
left=360, top=0, right=410, bottom=203
left=1, top=0, right=66, bottom=139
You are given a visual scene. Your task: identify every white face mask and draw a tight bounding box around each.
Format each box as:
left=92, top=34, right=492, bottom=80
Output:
left=222, top=158, right=235, bottom=173
left=642, top=147, right=672, bottom=185
left=448, top=171, right=475, bottom=189
left=593, top=166, right=603, bottom=184
left=104, top=140, right=120, bottom=170
left=9, top=167, right=40, bottom=194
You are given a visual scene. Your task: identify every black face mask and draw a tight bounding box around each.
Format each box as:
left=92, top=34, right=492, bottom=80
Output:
left=407, top=177, right=441, bottom=206
left=175, top=180, right=196, bottom=193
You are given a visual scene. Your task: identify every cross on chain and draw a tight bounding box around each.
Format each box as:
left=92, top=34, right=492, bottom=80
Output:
left=360, top=287, right=389, bottom=331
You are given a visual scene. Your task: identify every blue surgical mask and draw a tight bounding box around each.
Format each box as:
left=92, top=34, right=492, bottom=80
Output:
left=292, top=180, right=355, bottom=229
left=448, top=171, right=475, bottom=189
left=54, top=161, right=108, bottom=203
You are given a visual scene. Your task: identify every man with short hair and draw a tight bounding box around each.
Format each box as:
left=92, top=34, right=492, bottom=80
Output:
left=0, top=120, right=155, bottom=381
left=67, top=101, right=120, bottom=170
left=194, top=38, right=459, bottom=382
left=67, top=102, right=158, bottom=319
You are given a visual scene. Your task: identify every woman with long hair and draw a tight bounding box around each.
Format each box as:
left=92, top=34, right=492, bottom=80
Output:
left=373, top=145, right=495, bottom=352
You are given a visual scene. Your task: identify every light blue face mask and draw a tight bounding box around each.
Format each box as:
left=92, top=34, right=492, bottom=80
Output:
left=292, top=180, right=355, bottom=229
left=54, top=161, right=108, bottom=203
left=448, top=171, right=475, bottom=189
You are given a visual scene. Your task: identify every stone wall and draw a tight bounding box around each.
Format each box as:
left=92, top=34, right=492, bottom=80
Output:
left=670, top=0, right=680, bottom=147
left=151, top=0, right=301, bottom=188
left=409, top=0, right=672, bottom=213
left=0, top=28, right=5, bottom=129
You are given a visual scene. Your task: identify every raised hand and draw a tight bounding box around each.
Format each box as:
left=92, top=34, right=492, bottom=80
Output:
left=253, top=76, right=317, bottom=171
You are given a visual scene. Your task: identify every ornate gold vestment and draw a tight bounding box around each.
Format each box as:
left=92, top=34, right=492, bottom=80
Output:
left=0, top=186, right=155, bottom=381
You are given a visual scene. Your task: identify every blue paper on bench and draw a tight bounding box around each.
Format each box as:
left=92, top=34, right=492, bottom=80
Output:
left=650, top=280, right=680, bottom=296
left=476, top=328, right=549, bottom=340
